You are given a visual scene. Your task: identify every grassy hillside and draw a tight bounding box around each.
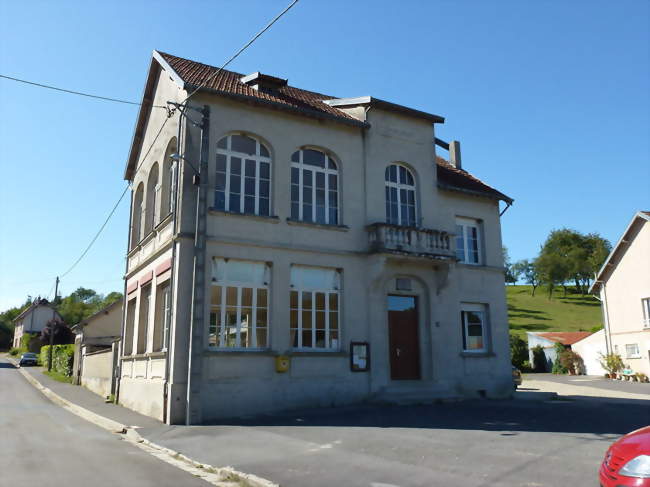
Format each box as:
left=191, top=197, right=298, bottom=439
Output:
left=507, top=285, right=603, bottom=338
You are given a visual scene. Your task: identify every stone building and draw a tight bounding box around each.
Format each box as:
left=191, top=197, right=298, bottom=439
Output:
left=118, top=50, right=514, bottom=424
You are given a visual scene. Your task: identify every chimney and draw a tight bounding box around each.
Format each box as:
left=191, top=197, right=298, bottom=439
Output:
left=449, top=140, right=462, bottom=170
left=240, top=72, right=288, bottom=94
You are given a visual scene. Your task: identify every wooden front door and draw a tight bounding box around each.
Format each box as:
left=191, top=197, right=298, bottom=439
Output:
left=388, top=295, right=420, bottom=380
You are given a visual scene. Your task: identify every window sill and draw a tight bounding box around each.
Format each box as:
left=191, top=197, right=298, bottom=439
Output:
left=288, top=350, right=347, bottom=357
left=208, top=208, right=280, bottom=223
left=459, top=351, right=495, bottom=358
left=154, top=212, right=173, bottom=231
left=456, top=262, right=485, bottom=268
left=203, top=349, right=275, bottom=356
left=121, top=352, right=165, bottom=360
left=286, top=218, right=349, bottom=232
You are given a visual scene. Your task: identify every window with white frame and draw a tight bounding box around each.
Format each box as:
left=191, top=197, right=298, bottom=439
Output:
left=137, top=284, right=151, bottom=354
left=625, top=343, right=640, bottom=358
left=385, top=164, right=416, bottom=227
left=460, top=303, right=488, bottom=352
left=209, top=258, right=269, bottom=349
left=153, top=282, right=170, bottom=352
left=215, top=134, right=271, bottom=216
left=642, top=298, right=650, bottom=329
left=290, top=265, right=340, bottom=350
left=456, top=218, right=482, bottom=264
left=290, top=149, right=339, bottom=225
left=123, top=298, right=136, bottom=356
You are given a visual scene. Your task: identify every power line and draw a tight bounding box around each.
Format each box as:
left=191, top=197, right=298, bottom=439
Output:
left=182, top=0, right=300, bottom=104
left=54, top=0, right=300, bottom=280
left=59, top=115, right=174, bottom=279
left=0, top=74, right=167, bottom=108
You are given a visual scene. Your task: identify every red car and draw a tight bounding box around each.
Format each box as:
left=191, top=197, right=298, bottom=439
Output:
left=600, top=426, right=650, bottom=486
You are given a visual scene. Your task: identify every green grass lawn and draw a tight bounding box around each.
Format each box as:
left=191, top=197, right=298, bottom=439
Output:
left=507, top=285, right=603, bottom=338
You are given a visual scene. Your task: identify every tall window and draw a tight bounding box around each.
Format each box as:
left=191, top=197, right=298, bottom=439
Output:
left=460, top=303, right=488, bottom=352
left=642, top=298, right=650, bottom=329
left=215, top=134, right=271, bottom=216
left=290, top=265, right=340, bottom=350
left=456, top=217, right=482, bottom=265
left=209, top=258, right=269, bottom=349
left=290, top=149, right=339, bottom=225
left=145, top=163, right=160, bottom=234
left=137, top=284, right=151, bottom=354
left=123, top=298, right=136, bottom=356
left=153, top=282, right=171, bottom=352
left=385, top=164, right=416, bottom=226
left=161, top=137, right=177, bottom=218
left=131, top=183, right=144, bottom=248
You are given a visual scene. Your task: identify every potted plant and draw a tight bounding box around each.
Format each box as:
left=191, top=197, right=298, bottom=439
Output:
left=598, top=352, right=624, bottom=379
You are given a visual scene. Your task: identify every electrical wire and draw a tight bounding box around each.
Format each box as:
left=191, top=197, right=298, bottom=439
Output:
left=53, top=0, right=300, bottom=281
left=0, top=74, right=168, bottom=108
left=59, top=115, right=174, bottom=279
left=181, top=0, right=300, bottom=105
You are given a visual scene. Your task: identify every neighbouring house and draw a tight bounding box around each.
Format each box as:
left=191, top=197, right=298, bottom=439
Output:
left=71, top=298, right=123, bottom=398
left=12, top=298, right=61, bottom=351
left=526, top=331, right=592, bottom=372
left=571, top=329, right=606, bottom=376
left=118, top=50, right=514, bottom=424
left=590, top=211, right=650, bottom=377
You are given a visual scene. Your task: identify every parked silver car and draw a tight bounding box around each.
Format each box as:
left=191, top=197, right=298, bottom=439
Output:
left=18, top=352, right=38, bottom=367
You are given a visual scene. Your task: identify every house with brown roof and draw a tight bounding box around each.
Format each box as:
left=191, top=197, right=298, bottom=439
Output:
left=590, top=211, right=650, bottom=377
left=118, top=50, right=514, bottom=424
left=526, top=331, right=593, bottom=372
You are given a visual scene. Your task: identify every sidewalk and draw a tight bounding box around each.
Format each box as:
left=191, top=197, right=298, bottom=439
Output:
left=522, top=374, right=650, bottom=402
left=19, top=364, right=161, bottom=429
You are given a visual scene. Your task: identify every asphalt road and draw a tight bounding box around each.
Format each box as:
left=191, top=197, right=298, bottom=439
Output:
left=0, top=358, right=207, bottom=486
left=141, top=392, right=650, bottom=487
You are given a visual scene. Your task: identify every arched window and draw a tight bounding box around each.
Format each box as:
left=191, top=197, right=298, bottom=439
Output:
left=385, top=164, right=416, bottom=226
left=161, top=137, right=177, bottom=218
left=290, top=148, right=338, bottom=225
left=144, top=163, right=160, bottom=234
left=215, top=134, right=271, bottom=216
left=131, top=183, right=144, bottom=248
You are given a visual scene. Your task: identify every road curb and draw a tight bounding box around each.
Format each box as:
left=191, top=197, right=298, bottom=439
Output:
left=9, top=358, right=278, bottom=487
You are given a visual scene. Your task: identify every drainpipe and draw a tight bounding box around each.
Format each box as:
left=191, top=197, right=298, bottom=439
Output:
left=185, top=104, right=210, bottom=425
left=115, top=180, right=135, bottom=404
left=601, top=284, right=613, bottom=354
left=162, top=111, right=183, bottom=425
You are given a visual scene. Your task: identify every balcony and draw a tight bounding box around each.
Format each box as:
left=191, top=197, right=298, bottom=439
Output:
left=366, top=222, right=454, bottom=260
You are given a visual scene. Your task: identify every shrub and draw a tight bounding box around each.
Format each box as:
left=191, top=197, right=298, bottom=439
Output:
left=532, top=345, right=547, bottom=372
left=598, top=353, right=624, bottom=377
left=552, top=342, right=568, bottom=374
left=521, top=360, right=532, bottom=373
left=510, top=334, right=528, bottom=369
left=559, top=349, right=584, bottom=375
left=40, top=344, right=75, bottom=377
left=9, top=347, right=20, bottom=356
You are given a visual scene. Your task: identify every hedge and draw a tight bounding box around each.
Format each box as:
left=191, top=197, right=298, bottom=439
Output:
left=40, top=344, right=75, bottom=377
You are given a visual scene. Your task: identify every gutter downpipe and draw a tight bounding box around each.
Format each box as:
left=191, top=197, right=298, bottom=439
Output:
left=115, top=181, right=135, bottom=405
left=162, top=107, right=183, bottom=425
left=601, top=283, right=613, bottom=355
left=499, top=201, right=512, bottom=217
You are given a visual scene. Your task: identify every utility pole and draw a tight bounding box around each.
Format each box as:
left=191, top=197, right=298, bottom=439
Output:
left=47, top=276, right=59, bottom=372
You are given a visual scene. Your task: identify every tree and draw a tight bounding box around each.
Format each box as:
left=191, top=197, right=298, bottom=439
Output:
left=40, top=319, right=74, bottom=345
left=536, top=251, right=569, bottom=299
left=510, top=334, right=528, bottom=368
left=513, top=259, right=541, bottom=296
left=502, top=246, right=519, bottom=285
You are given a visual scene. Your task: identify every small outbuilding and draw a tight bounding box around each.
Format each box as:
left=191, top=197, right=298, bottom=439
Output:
left=71, top=298, right=123, bottom=398
left=527, top=331, right=592, bottom=372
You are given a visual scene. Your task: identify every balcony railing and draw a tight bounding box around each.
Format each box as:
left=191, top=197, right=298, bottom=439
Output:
left=366, top=222, right=454, bottom=259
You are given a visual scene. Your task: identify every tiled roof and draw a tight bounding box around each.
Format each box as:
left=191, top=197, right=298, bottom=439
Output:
left=157, top=51, right=365, bottom=127
left=536, top=331, right=593, bottom=346
left=436, top=157, right=513, bottom=204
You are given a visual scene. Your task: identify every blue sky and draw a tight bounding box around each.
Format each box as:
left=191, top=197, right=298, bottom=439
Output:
left=0, top=0, right=648, bottom=310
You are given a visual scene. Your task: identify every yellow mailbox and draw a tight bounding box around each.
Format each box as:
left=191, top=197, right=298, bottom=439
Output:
left=275, top=355, right=290, bottom=373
